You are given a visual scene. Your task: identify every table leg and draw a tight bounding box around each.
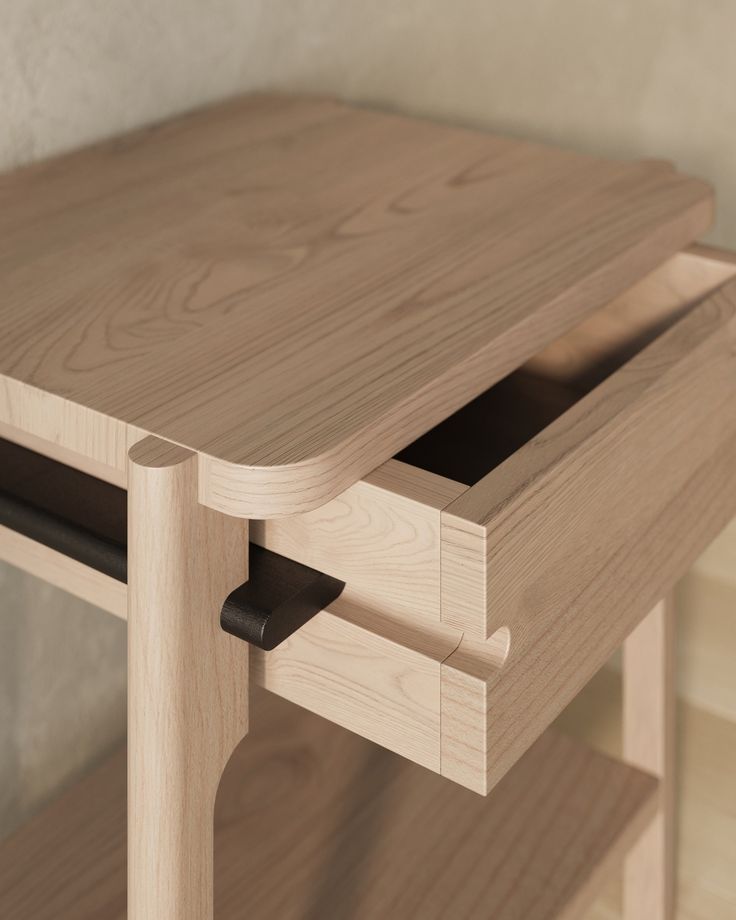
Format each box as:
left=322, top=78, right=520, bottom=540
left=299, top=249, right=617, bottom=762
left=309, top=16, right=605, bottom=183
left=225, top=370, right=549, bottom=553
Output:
left=623, top=596, right=676, bottom=920
left=127, top=436, right=249, bottom=920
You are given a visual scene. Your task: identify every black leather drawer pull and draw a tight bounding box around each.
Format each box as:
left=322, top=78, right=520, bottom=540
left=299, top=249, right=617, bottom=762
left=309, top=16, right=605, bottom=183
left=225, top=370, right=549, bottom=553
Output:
left=220, top=545, right=344, bottom=651
left=0, top=437, right=343, bottom=650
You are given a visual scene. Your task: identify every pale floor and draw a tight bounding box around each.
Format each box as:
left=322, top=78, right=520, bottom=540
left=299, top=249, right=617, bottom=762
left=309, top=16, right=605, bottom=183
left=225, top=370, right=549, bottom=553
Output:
left=555, top=668, right=736, bottom=920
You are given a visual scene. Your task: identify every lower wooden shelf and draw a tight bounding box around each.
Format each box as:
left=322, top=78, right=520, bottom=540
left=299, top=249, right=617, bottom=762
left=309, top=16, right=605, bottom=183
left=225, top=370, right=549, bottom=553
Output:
left=0, top=690, right=656, bottom=920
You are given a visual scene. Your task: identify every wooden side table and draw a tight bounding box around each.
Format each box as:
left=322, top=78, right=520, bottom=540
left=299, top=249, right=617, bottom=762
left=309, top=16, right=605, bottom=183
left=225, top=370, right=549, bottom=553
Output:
left=1, top=94, right=735, bottom=920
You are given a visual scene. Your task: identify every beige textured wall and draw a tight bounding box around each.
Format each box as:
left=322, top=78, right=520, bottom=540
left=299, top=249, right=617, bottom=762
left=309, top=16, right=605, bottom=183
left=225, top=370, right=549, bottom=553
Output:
left=1, top=0, right=735, bottom=838
left=2, top=0, right=736, bottom=247
left=0, top=564, right=126, bottom=839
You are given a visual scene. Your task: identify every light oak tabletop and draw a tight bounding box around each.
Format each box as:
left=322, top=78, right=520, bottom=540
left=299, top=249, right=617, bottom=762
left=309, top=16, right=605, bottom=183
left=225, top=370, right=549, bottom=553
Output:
left=0, top=94, right=713, bottom=516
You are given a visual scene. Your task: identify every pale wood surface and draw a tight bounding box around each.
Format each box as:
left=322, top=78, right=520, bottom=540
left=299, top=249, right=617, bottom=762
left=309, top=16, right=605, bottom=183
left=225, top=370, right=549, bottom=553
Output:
left=0, top=445, right=470, bottom=782
left=252, top=459, right=463, bottom=625
left=252, top=597, right=462, bottom=773
left=438, top=281, right=736, bottom=792
left=442, top=274, right=736, bottom=638
left=678, top=527, right=736, bottom=721
left=0, top=426, right=459, bottom=632
left=1, top=245, right=731, bottom=501
left=127, top=437, right=249, bottom=920
left=0, top=534, right=466, bottom=777
left=0, top=690, right=658, bottom=920
left=0, top=94, right=713, bottom=516
left=525, top=246, right=736, bottom=389
left=0, top=419, right=127, bottom=487
left=3, top=424, right=731, bottom=726
left=623, top=598, right=676, bottom=920
left=0, top=524, right=126, bottom=618
left=4, top=254, right=734, bottom=793
left=440, top=630, right=511, bottom=793
left=556, top=668, right=736, bottom=920
left=3, top=244, right=733, bottom=805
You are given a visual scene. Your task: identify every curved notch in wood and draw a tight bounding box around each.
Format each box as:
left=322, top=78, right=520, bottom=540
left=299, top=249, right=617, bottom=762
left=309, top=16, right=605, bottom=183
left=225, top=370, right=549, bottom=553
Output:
left=440, top=625, right=512, bottom=794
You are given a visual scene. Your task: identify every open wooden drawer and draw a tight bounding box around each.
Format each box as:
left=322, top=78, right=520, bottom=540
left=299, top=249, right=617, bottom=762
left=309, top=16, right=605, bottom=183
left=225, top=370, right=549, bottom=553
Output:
left=251, top=244, right=736, bottom=792
left=2, top=245, right=736, bottom=797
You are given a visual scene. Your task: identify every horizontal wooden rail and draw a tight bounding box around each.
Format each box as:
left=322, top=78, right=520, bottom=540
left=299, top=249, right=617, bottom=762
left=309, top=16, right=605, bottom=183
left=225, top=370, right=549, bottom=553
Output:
left=0, top=447, right=343, bottom=650
left=0, top=488, right=127, bottom=582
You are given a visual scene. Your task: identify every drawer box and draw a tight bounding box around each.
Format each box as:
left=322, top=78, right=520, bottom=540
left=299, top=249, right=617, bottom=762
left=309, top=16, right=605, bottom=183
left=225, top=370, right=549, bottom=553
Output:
left=256, top=245, right=736, bottom=631
left=254, top=245, right=736, bottom=791
left=2, top=246, right=736, bottom=796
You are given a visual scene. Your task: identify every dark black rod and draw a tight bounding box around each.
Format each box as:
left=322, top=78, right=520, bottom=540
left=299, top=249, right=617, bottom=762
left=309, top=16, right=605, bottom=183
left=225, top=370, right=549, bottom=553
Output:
left=0, top=489, right=127, bottom=582
left=0, top=487, right=344, bottom=650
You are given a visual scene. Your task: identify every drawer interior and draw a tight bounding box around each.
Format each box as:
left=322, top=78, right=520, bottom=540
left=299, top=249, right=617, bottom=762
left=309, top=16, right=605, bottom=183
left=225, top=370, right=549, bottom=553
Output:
left=396, top=371, right=577, bottom=486
left=3, top=249, right=735, bottom=513
left=2, top=245, right=734, bottom=798
left=397, top=247, right=736, bottom=486
left=3, top=248, right=735, bottom=509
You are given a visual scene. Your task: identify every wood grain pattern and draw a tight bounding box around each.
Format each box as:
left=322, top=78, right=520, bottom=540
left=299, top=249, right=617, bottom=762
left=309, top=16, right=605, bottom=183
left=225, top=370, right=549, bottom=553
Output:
left=4, top=253, right=734, bottom=799
left=438, top=283, right=736, bottom=793
left=440, top=630, right=510, bottom=793
left=0, top=428, right=459, bottom=630
left=623, top=598, right=676, bottom=920
left=252, top=459, right=463, bottom=625
left=6, top=400, right=724, bottom=799
left=442, top=276, right=736, bottom=639
left=0, top=690, right=659, bottom=920
left=0, top=377, right=141, bottom=480
left=0, top=512, right=466, bottom=780
left=0, top=432, right=465, bottom=776
left=0, top=419, right=127, bottom=487
left=555, top=665, right=736, bottom=920
left=127, top=437, right=249, bottom=920
left=0, top=94, right=713, bottom=516
left=252, top=598, right=462, bottom=772
left=525, top=246, right=736, bottom=389
left=0, top=524, right=126, bottom=617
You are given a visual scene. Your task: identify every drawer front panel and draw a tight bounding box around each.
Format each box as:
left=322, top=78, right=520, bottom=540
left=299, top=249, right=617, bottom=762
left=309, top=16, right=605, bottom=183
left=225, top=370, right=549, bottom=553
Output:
left=252, top=461, right=462, bottom=626
left=252, top=600, right=463, bottom=772
left=442, top=277, right=736, bottom=637
left=438, top=277, right=736, bottom=792
left=3, top=252, right=735, bottom=799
